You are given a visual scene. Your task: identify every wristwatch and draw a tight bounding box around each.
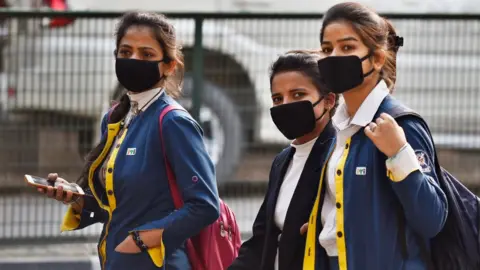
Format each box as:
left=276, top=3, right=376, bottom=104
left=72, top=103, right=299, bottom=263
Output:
left=130, top=231, right=148, bottom=252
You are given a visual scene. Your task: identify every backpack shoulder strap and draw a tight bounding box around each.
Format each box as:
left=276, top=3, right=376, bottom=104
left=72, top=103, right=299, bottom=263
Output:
left=107, top=102, right=120, bottom=122
left=387, top=106, right=436, bottom=270
left=159, top=104, right=187, bottom=210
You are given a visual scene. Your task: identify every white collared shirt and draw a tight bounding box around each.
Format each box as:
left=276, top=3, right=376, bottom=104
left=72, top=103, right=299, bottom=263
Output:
left=124, top=88, right=164, bottom=126
left=319, top=81, right=389, bottom=256
left=274, top=136, right=318, bottom=270
left=99, top=88, right=164, bottom=187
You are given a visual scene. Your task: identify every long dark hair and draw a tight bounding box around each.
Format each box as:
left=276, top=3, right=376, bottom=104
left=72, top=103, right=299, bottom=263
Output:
left=76, top=12, right=184, bottom=188
left=269, top=50, right=339, bottom=116
left=320, top=2, right=402, bottom=91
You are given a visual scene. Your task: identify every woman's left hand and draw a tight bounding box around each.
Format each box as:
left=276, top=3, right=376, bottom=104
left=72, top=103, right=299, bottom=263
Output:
left=364, top=113, right=407, bottom=158
left=115, top=229, right=164, bottom=254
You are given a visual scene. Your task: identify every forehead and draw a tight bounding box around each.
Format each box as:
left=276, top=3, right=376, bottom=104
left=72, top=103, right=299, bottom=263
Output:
left=119, top=25, right=162, bottom=49
left=271, top=71, right=317, bottom=92
left=322, top=21, right=360, bottom=41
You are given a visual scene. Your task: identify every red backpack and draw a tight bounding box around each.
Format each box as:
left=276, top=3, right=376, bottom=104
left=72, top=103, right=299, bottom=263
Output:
left=159, top=105, right=241, bottom=270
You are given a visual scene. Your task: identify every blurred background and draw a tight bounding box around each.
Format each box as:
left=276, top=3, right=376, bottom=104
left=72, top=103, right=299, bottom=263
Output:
left=0, top=0, right=479, bottom=269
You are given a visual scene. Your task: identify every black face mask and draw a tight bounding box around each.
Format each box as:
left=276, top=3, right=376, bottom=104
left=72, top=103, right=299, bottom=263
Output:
left=115, top=58, right=165, bottom=93
left=317, top=53, right=374, bottom=94
left=270, top=98, right=327, bottom=140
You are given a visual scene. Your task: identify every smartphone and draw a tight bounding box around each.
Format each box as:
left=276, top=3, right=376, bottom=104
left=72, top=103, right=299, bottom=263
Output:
left=24, top=174, right=85, bottom=197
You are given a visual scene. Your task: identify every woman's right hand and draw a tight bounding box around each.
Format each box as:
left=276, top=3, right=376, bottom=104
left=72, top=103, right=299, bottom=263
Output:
left=37, top=173, right=78, bottom=205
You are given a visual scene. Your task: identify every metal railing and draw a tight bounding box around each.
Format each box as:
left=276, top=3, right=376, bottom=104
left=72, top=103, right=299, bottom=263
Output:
left=0, top=10, right=479, bottom=244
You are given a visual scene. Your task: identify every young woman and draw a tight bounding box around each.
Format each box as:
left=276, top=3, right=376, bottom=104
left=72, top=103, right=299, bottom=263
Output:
left=229, top=50, right=338, bottom=270
left=302, top=2, right=448, bottom=270
left=38, top=12, right=220, bottom=270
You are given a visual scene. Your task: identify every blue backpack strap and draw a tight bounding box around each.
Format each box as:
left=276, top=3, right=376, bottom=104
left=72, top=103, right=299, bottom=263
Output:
left=388, top=108, right=435, bottom=270
left=387, top=103, right=480, bottom=270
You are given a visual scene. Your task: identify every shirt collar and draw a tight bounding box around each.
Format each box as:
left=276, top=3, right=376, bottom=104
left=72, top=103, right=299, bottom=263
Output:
left=332, top=80, right=389, bottom=130
left=127, top=88, right=164, bottom=112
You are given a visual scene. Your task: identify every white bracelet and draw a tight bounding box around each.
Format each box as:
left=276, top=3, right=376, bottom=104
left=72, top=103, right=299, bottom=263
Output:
left=387, top=143, right=409, bottom=161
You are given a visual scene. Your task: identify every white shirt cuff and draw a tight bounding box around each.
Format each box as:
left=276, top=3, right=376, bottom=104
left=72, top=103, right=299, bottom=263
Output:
left=386, top=143, right=421, bottom=182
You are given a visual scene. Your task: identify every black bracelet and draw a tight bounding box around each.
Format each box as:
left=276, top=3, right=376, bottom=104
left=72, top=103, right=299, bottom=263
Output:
left=130, top=231, right=148, bottom=252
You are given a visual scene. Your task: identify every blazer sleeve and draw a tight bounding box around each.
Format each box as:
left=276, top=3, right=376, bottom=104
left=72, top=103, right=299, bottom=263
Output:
left=61, top=113, right=109, bottom=231
left=229, top=154, right=281, bottom=269
left=388, top=116, right=448, bottom=238
left=132, top=110, right=220, bottom=255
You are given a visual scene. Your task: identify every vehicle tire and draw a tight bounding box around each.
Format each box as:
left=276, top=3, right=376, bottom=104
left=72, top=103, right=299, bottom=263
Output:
left=109, top=75, right=245, bottom=185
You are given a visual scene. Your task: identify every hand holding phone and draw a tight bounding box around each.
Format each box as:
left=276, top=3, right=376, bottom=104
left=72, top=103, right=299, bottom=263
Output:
left=26, top=173, right=85, bottom=205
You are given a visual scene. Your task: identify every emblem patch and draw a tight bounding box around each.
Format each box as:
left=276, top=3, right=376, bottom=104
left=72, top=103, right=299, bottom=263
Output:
left=126, top=148, right=136, bottom=156
left=415, top=150, right=432, bottom=173
left=356, top=167, right=367, bottom=176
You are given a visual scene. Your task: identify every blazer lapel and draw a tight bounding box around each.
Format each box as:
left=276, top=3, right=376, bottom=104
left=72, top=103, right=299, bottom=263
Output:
left=266, top=147, right=295, bottom=224
left=278, top=122, right=336, bottom=270
left=261, top=147, right=295, bottom=270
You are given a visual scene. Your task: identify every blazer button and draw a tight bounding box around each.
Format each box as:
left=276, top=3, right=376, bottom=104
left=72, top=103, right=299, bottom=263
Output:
left=336, top=169, right=342, bottom=176
left=336, top=202, right=341, bottom=209
left=345, top=143, right=349, bottom=150
left=337, top=231, right=343, bottom=238
left=107, top=190, right=113, bottom=195
left=107, top=168, right=113, bottom=173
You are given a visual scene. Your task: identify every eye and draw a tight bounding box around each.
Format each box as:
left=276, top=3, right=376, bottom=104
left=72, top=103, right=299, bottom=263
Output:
left=342, top=45, right=354, bottom=51
left=293, top=92, right=305, bottom=98
left=272, top=96, right=282, bottom=104
left=143, top=52, right=154, bottom=58
left=118, top=50, right=131, bottom=57
left=322, top=47, right=332, bottom=54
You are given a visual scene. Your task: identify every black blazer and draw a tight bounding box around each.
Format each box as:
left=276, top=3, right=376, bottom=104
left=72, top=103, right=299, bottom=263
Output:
left=229, top=122, right=336, bottom=270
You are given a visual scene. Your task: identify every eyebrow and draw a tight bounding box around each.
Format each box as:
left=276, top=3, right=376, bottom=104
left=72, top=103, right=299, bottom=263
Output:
left=271, top=88, right=307, bottom=97
left=118, top=44, right=157, bottom=51
left=322, top=36, right=359, bottom=44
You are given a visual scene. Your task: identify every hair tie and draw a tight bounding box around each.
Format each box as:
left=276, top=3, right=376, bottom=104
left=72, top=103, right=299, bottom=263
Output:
left=394, top=36, right=404, bottom=47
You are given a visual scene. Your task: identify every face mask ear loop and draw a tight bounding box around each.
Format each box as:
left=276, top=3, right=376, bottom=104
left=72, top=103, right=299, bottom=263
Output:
left=363, top=68, right=375, bottom=78
left=314, top=96, right=328, bottom=121
left=315, top=108, right=329, bottom=121
left=360, top=50, right=373, bottom=62
left=360, top=50, right=375, bottom=78
left=312, top=96, right=325, bottom=107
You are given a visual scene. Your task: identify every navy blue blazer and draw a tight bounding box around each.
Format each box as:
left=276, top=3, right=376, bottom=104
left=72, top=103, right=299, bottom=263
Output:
left=304, top=95, right=448, bottom=270
left=61, top=93, right=220, bottom=270
left=229, top=122, right=336, bottom=270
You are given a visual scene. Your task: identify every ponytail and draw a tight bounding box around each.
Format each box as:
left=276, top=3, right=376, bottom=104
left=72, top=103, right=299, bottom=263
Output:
left=76, top=93, right=130, bottom=188
left=381, top=18, right=403, bottom=92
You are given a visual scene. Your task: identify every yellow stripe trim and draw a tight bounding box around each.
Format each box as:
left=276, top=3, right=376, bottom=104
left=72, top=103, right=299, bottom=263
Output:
left=128, top=229, right=165, bottom=267
left=335, top=137, right=351, bottom=270
left=105, top=129, right=127, bottom=211
left=303, top=141, right=336, bottom=270
left=146, top=243, right=165, bottom=267
left=60, top=123, right=121, bottom=235
left=87, top=122, right=120, bottom=269
left=88, top=123, right=121, bottom=211
left=98, top=126, right=128, bottom=269
left=60, top=206, right=82, bottom=232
